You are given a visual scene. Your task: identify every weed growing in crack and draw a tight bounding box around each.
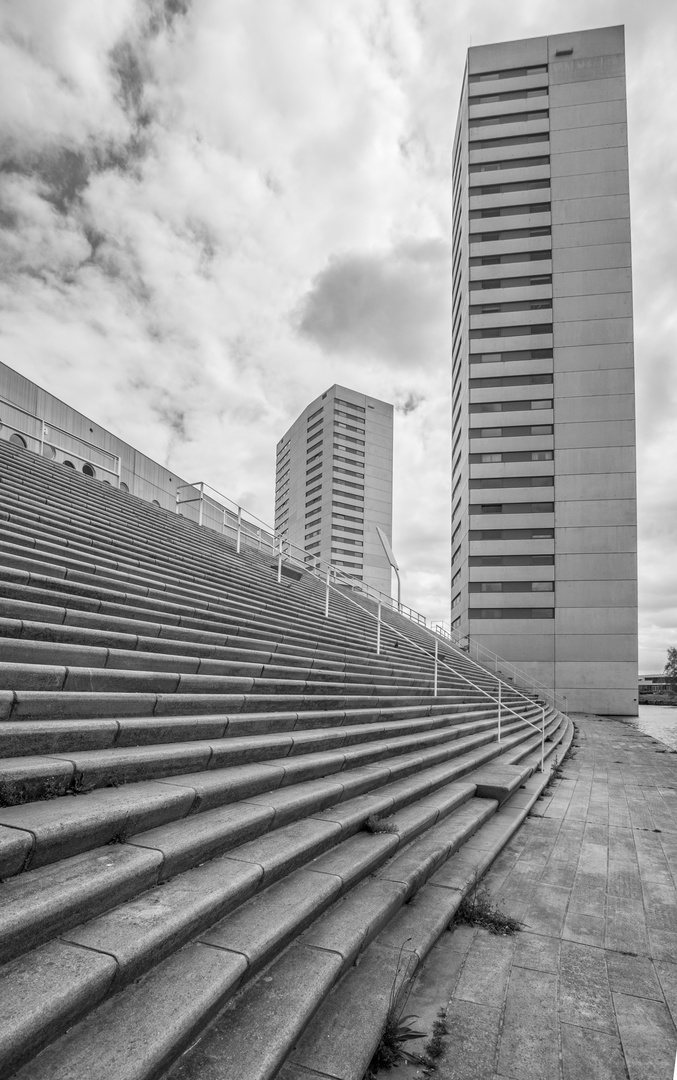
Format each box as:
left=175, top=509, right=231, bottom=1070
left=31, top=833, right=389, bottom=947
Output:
left=365, top=941, right=424, bottom=1077
left=420, top=1008, right=449, bottom=1071
left=454, top=875, right=522, bottom=936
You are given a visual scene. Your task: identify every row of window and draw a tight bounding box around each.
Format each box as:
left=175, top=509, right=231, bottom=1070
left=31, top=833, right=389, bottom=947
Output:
left=471, top=501, right=554, bottom=515
left=470, top=554, right=554, bottom=566
left=470, top=373, right=552, bottom=389
left=470, top=399, right=552, bottom=413
left=471, top=348, right=552, bottom=364
left=469, top=202, right=550, bottom=220
left=470, top=581, right=553, bottom=592
left=470, top=608, right=554, bottom=619
left=470, top=274, right=551, bottom=291
left=470, top=154, right=549, bottom=175
left=470, top=449, right=553, bottom=464
left=470, top=325, right=552, bottom=340
left=470, top=424, right=553, bottom=439
left=470, top=528, right=553, bottom=540
left=471, top=300, right=551, bottom=316
left=472, top=226, right=551, bottom=244
left=471, top=109, right=548, bottom=128
left=470, top=132, right=548, bottom=152
left=470, top=476, right=553, bottom=489
left=469, top=177, right=549, bottom=197
left=468, top=64, right=547, bottom=83
left=469, top=88, right=548, bottom=107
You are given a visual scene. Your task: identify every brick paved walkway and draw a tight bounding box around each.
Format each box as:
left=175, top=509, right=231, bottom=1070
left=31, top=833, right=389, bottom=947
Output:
left=382, top=714, right=677, bottom=1080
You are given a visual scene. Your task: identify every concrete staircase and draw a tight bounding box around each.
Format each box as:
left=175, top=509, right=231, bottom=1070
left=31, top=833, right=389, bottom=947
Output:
left=0, top=439, right=573, bottom=1080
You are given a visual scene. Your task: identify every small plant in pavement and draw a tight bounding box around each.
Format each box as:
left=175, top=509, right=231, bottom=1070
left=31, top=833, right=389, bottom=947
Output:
left=364, top=813, right=399, bottom=835
left=454, top=876, right=522, bottom=936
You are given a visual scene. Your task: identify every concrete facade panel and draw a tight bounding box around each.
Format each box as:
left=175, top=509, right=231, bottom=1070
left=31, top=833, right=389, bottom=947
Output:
left=554, top=319, right=633, bottom=347
left=555, top=606, right=636, bottom=634
left=555, top=662, right=637, bottom=691
left=554, top=244, right=630, bottom=273
left=551, top=194, right=630, bottom=225
left=555, top=445, right=636, bottom=475
left=556, top=472, right=636, bottom=501
left=553, top=267, right=632, bottom=297
left=549, top=76, right=626, bottom=108
left=554, top=526, right=636, bottom=554
left=548, top=27, right=624, bottom=61
left=552, top=219, right=630, bottom=248
left=551, top=170, right=628, bottom=199
left=550, top=123, right=626, bottom=153
left=554, top=419, right=634, bottom=449
left=550, top=99, right=627, bottom=130
left=555, top=579, right=636, bottom=606
left=554, top=293, right=632, bottom=321
left=555, top=553, right=636, bottom=581
left=555, top=499, right=635, bottom=528
left=550, top=146, right=629, bottom=176
left=554, top=343, right=633, bottom=371
left=558, top=686, right=637, bottom=715
left=549, top=54, right=625, bottom=85
left=553, top=393, right=634, bottom=423
left=555, top=634, right=637, bottom=661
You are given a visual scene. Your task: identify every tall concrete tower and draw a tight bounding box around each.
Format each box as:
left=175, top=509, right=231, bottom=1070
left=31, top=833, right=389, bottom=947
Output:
left=451, top=25, right=637, bottom=714
left=275, top=385, right=394, bottom=596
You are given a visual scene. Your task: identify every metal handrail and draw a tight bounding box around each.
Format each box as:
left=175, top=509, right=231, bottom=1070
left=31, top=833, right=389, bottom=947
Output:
left=0, top=397, right=121, bottom=480
left=316, top=567, right=549, bottom=772
left=176, top=479, right=566, bottom=728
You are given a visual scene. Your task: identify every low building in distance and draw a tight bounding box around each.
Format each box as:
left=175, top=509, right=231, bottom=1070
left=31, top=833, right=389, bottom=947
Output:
left=275, top=385, right=394, bottom=596
left=450, top=25, right=638, bottom=714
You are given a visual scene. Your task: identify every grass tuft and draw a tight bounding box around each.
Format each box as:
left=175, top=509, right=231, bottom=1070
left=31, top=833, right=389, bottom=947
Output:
left=364, top=813, right=399, bottom=835
left=454, top=877, right=522, bottom=936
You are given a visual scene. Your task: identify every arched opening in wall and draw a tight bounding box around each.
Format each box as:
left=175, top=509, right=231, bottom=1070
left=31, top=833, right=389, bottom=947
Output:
left=103, top=480, right=111, bottom=485
left=9, top=433, right=26, bottom=448
left=120, top=482, right=129, bottom=492
left=63, top=460, right=75, bottom=469
left=42, top=444, right=56, bottom=459
left=82, top=464, right=96, bottom=478
left=152, top=499, right=161, bottom=506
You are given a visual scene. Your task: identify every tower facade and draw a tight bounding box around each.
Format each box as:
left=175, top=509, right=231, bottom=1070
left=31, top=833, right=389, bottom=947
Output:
left=451, top=25, right=637, bottom=714
left=275, top=385, right=394, bottom=596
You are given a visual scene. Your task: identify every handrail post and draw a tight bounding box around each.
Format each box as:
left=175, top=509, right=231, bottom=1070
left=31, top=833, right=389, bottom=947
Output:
left=376, top=599, right=382, bottom=655
left=498, top=679, right=502, bottom=743
left=325, top=568, right=330, bottom=618
left=198, top=482, right=204, bottom=527
left=277, top=551, right=282, bottom=583
left=434, top=639, right=438, bottom=697
left=236, top=506, right=242, bottom=554
left=541, top=706, right=546, bottom=772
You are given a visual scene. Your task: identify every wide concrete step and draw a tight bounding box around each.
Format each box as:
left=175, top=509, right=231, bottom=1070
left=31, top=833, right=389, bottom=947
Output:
left=2, top=782, right=495, bottom=1079
left=0, top=708, right=513, bottom=801
left=0, top=714, right=551, bottom=878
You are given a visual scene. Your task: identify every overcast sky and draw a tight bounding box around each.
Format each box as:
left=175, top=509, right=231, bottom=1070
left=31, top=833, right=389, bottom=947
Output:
left=0, top=0, right=675, bottom=673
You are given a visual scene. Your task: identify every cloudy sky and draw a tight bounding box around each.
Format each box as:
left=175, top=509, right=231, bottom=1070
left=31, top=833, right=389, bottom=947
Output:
left=0, top=0, right=675, bottom=673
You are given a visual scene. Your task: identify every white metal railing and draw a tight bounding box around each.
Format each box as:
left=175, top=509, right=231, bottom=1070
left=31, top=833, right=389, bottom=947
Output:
left=176, top=480, right=567, bottom=742
left=0, top=398, right=121, bottom=484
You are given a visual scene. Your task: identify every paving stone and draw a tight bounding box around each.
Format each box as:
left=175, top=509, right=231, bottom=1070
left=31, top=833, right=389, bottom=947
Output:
left=563, top=911, right=606, bottom=948
left=452, top=929, right=515, bottom=1009
left=559, top=941, right=617, bottom=1035
left=613, top=991, right=677, bottom=1080
left=497, top=965, right=559, bottom=1080
left=561, top=1021, right=629, bottom=1079
left=522, top=882, right=571, bottom=936
left=512, top=931, right=560, bottom=974
left=648, top=928, right=677, bottom=963
left=655, top=961, right=677, bottom=1027
left=436, top=999, right=501, bottom=1079
left=606, top=951, right=663, bottom=1001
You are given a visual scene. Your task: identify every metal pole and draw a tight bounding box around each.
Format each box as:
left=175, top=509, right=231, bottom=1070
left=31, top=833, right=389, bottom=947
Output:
left=541, top=706, right=546, bottom=772
left=498, top=680, right=502, bottom=743
left=236, top=506, right=242, bottom=554
left=198, top=482, right=204, bottom=527
left=325, top=569, right=330, bottom=618
left=376, top=599, right=381, bottom=655
left=277, top=552, right=282, bottom=583
left=394, top=566, right=402, bottom=613
left=434, top=639, right=438, bottom=697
